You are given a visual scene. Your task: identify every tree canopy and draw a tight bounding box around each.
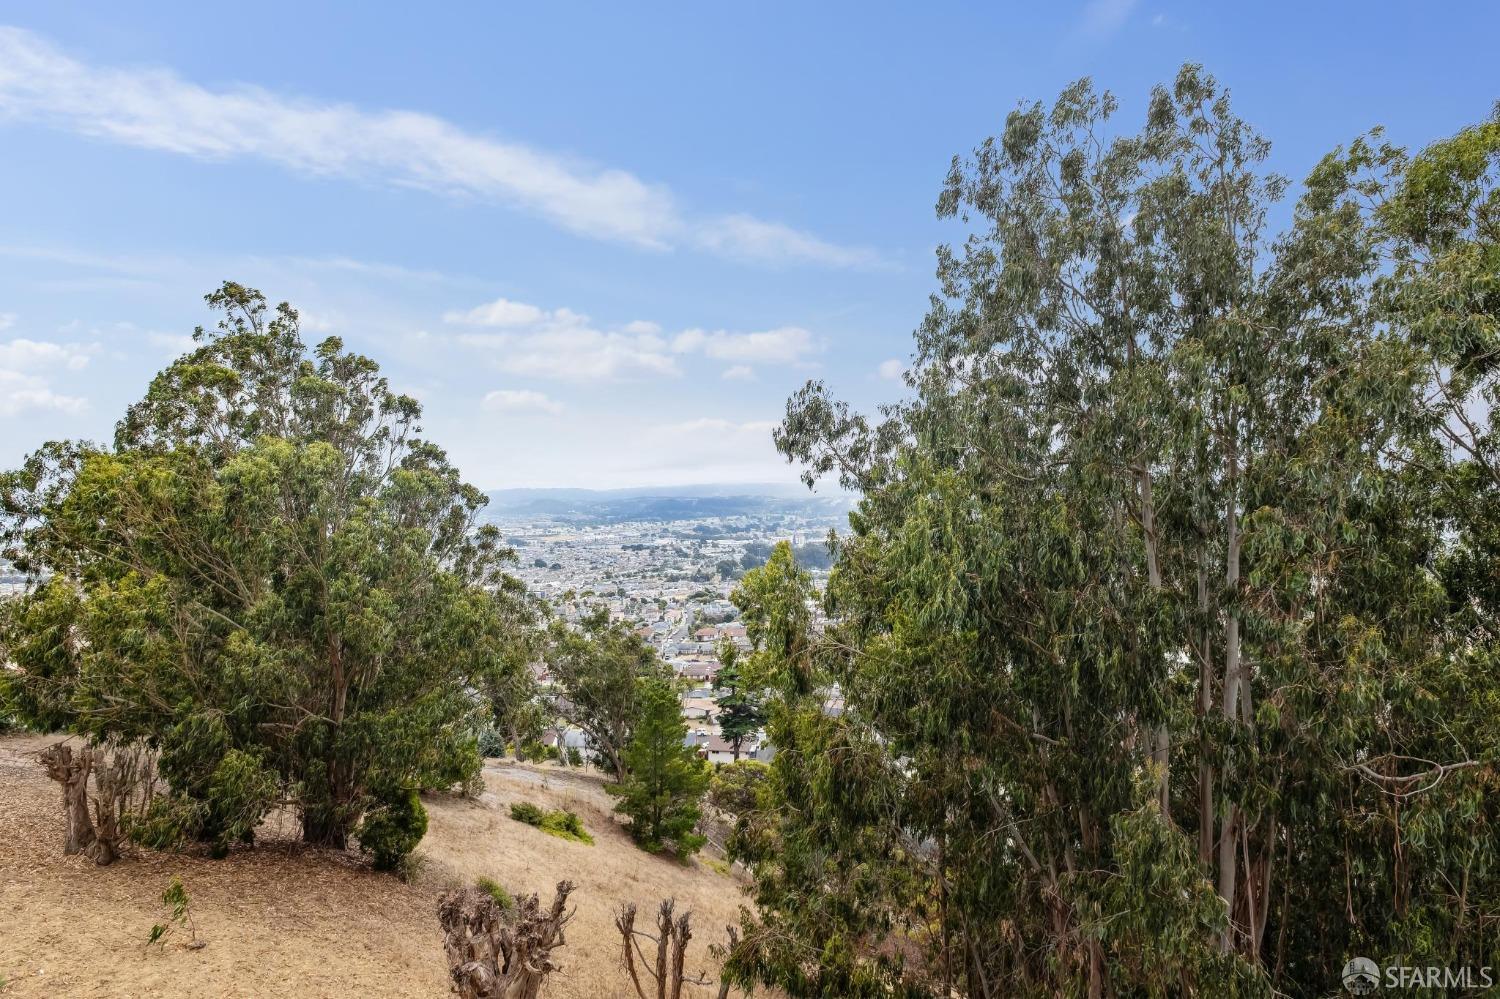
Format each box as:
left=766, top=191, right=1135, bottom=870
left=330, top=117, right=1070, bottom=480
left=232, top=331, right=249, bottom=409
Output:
left=609, top=675, right=710, bottom=859
left=729, top=72, right=1500, bottom=997
left=0, top=283, right=533, bottom=860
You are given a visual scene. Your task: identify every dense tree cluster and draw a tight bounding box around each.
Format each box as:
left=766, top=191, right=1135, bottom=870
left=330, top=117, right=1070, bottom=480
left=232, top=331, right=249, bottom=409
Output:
left=0, top=284, right=534, bottom=861
left=725, top=71, right=1500, bottom=997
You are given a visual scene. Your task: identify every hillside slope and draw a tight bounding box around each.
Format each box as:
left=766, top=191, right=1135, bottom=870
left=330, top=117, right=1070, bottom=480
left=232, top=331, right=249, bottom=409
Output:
left=0, top=734, right=747, bottom=998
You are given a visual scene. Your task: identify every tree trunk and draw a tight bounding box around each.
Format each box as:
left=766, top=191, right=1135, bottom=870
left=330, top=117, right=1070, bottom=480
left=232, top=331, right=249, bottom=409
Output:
left=1218, top=424, right=1243, bottom=952
left=441, top=882, right=575, bottom=999
left=1139, top=466, right=1171, bottom=819
left=1196, top=556, right=1215, bottom=868
left=40, top=743, right=97, bottom=856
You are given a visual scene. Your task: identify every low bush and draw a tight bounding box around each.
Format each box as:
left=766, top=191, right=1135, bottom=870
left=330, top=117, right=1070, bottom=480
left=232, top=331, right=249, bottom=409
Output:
left=358, top=786, right=429, bottom=872
left=508, top=799, right=593, bottom=844
left=539, top=809, right=593, bottom=845
left=510, top=801, right=545, bottom=825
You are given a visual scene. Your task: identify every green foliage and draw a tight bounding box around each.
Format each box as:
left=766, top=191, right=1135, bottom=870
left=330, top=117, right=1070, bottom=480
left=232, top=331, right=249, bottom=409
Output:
left=706, top=759, right=769, bottom=816
left=475, top=877, right=514, bottom=910
left=509, top=800, right=545, bottom=825
left=128, top=737, right=279, bottom=858
left=545, top=607, right=668, bottom=779
left=713, top=643, right=765, bottom=761
left=610, top=676, right=710, bottom=859
left=730, top=74, right=1500, bottom=999
left=146, top=876, right=196, bottom=948
left=357, top=786, right=428, bottom=872
left=507, top=799, right=593, bottom=844
left=477, top=728, right=507, bottom=758
left=539, top=809, right=593, bottom=844
left=0, top=283, right=538, bottom=858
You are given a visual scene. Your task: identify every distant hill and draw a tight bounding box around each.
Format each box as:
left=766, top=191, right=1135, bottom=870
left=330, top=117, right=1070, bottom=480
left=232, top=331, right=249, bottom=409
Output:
left=482, top=484, right=855, bottom=524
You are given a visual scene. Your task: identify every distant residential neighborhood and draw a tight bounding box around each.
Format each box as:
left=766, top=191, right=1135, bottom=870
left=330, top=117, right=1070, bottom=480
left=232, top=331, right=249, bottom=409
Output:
left=489, top=489, right=846, bottom=767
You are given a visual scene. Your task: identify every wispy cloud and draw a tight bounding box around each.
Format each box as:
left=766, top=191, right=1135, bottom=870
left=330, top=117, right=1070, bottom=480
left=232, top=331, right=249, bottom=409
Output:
left=877, top=358, right=905, bottom=380
left=1076, top=0, right=1138, bottom=39
left=0, top=312, right=15, bottom=331
left=0, top=27, right=882, bottom=268
left=481, top=388, right=563, bottom=414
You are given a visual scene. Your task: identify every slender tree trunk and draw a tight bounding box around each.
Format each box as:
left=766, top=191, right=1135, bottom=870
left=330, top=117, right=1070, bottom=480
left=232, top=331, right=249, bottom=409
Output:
left=1138, top=466, right=1172, bottom=819
left=1197, top=556, right=1215, bottom=868
left=1218, top=421, right=1242, bottom=951
left=306, top=637, right=354, bottom=848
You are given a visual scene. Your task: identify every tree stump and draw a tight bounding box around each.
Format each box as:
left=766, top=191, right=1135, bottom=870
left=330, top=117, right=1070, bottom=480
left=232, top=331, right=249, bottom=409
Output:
left=438, top=880, right=576, bottom=999
left=39, top=743, right=97, bottom=857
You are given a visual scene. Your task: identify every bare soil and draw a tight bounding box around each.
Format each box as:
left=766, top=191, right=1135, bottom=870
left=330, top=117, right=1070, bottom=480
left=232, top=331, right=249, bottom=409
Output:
left=0, top=734, right=750, bottom=998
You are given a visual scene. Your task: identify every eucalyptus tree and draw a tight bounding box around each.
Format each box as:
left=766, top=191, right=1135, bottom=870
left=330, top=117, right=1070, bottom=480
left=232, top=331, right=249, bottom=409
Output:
left=0, top=283, right=529, bottom=858
left=746, top=71, right=1500, bottom=997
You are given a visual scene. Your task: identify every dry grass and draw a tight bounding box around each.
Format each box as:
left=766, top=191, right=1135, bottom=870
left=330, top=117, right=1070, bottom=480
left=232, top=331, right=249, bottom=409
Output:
left=0, top=734, right=751, bottom=998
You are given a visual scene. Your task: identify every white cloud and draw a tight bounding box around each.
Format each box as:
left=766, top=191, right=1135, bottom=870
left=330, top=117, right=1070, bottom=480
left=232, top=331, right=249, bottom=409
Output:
left=0, top=368, right=87, bottom=415
left=451, top=299, right=679, bottom=381
left=482, top=388, right=563, bottom=414
left=0, top=312, right=15, bottom=331
left=696, top=214, right=885, bottom=269
left=0, top=337, right=94, bottom=370
left=721, top=365, right=756, bottom=381
left=1077, top=0, right=1138, bottom=38
left=877, top=358, right=905, bottom=380
left=0, top=27, right=881, bottom=268
left=0, top=334, right=93, bottom=416
left=671, top=326, right=819, bottom=365
left=449, top=295, right=820, bottom=381
left=444, top=297, right=547, bottom=328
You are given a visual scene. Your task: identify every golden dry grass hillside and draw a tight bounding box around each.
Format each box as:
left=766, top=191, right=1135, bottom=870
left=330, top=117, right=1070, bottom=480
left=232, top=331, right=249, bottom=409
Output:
left=0, top=733, right=750, bottom=998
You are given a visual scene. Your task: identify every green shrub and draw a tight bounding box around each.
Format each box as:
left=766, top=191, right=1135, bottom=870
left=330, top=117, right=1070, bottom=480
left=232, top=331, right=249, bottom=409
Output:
left=510, top=800, right=544, bottom=825
left=358, top=787, right=428, bottom=872
left=539, top=809, right=594, bottom=845
left=508, top=800, right=592, bottom=844
left=475, top=876, right=514, bottom=909
left=477, top=728, right=506, bottom=758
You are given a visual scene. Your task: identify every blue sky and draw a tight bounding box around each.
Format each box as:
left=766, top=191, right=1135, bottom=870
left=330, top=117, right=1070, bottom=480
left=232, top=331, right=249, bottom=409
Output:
left=0, top=2, right=1495, bottom=489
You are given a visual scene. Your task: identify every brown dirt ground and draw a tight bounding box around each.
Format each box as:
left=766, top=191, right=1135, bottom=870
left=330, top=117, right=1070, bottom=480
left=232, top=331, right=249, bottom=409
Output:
left=0, top=734, right=752, bottom=998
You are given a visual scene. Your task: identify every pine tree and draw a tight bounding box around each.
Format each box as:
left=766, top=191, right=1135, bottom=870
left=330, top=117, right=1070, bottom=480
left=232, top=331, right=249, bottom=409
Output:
left=610, top=676, right=710, bottom=858
left=713, top=642, right=765, bottom=761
